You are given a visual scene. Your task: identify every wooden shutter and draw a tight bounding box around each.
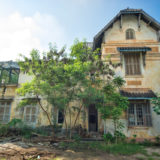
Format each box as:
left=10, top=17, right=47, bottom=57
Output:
left=125, top=53, right=141, bottom=75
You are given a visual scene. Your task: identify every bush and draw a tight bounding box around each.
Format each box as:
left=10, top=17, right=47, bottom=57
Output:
left=0, top=119, right=33, bottom=138
left=114, top=130, right=126, bottom=143
left=130, top=134, right=137, bottom=144
left=155, top=136, right=160, bottom=145
left=103, top=132, right=115, bottom=144
left=139, top=139, right=153, bottom=147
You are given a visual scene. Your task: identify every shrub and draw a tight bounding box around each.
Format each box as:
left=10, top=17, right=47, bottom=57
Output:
left=114, top=130, right=126, bottom=143
left=103, top=132, right=115, bottom=144
left=140, top=139, right=153, bottom=147
left=155, top=136, right=160, bottom=145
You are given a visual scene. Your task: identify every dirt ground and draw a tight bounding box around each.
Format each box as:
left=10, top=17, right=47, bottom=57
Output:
left=0, top=142, right=160, bottom=160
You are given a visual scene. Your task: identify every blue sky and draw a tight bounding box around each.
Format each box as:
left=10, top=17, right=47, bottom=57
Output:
left=0, top=0, right=160, bottom=60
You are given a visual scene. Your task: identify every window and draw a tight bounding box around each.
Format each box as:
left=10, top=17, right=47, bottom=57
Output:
left=58, top=110, right=64, bottom=124
left=24, top=106, right=37, bottom=123
left=128, top=101, right=152, bottom=127
left=124, top=53, right=141, bottom=75
left=126, top=29, right=135, bottom=39
left=0, top=62, right=20, bottom=85
left=0, top=101, right=11, bottom=123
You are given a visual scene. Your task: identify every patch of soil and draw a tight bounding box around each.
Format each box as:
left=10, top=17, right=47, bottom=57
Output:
left=0, top=143, right=56, bottom=160
left=0, top=141, right=160, bottom=160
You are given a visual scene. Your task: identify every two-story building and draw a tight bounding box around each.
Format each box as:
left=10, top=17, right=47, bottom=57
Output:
left=93, top=8, right=160, bottom=138
left=0, top=8, right=160, bottom=138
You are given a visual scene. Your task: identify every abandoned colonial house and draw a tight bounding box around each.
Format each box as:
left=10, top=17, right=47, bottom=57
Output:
left=0, top=8, right=160, bottom=138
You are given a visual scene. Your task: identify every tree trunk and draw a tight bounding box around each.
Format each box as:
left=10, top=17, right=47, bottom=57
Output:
left=64, top=109, right=68, bottom=137
left=73, top=104, right=83, bottom=128
left=36, top=95, right=55, bottom=137
left=69, top=108, right=72, bottom=139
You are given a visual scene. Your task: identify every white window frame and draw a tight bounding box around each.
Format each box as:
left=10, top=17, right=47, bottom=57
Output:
left=128, top=101, right=152, bottom=127
left=24, top=105, right=38, bottom=125
left=0, top=101, right=11, bottom=123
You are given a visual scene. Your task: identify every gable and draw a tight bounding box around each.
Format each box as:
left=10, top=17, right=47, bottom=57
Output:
left=93, top=9, right=160, bottom=49
left=103, top=14, right=158, bottom=43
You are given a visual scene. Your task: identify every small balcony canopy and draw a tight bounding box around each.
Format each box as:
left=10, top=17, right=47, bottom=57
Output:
left=120, top=88, right=156, bottom=100
left=117, top=47, right=151, bottom=53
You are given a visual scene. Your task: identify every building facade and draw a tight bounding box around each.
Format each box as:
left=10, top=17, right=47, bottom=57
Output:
left=0, top=9, right=160, bottom=138
left=93, top=9, right=160, bottom=138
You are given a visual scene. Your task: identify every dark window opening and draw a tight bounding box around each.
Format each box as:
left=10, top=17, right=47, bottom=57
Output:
left=128, top=100, right=152, bottom=127
left=58, top=110, right=64, bottom=124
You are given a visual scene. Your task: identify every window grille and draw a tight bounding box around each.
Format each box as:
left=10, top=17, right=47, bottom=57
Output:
left=0, top=101, right=11, bottom=123
left=128, top=101, right=152, bottom=127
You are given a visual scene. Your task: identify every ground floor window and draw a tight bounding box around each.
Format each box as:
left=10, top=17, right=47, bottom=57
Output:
left=0, top=101, right=11, bottom=123
left=128, top=100, right=152, bottom=127
left=24, top=106, right=37, bottom=124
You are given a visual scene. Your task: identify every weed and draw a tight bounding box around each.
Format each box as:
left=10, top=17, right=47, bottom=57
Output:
left=147, top=157, right=155, bottom=160
left=104, top=143, right=146, bottom=155
left=136, top=157, right=145, bottom=160
left=103, top=132, right=115, bottom=144
left=59, top=141, right=146, bottom=155
left=140, top=139, right=153, bottom=147
left=151, top=152, right=160, bottom=157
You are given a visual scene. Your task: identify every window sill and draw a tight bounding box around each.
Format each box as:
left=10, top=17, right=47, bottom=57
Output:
left=128, top=126, right=151, bottom=129
left=1, top=84, right=18, bottom=87
left=125, top=75, right=144, bottom=78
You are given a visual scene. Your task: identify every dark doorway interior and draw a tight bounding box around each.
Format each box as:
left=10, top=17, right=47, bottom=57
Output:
left=88, top=104, right=98, bottom=132
left=58, top=110, right=64, bottom=124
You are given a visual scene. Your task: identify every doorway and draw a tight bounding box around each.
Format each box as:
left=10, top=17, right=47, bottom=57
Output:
left=88, top=104, right=98, bottom=132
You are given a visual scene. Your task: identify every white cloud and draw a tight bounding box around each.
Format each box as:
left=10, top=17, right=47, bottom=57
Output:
left=0, top=12, right=67, bottom=61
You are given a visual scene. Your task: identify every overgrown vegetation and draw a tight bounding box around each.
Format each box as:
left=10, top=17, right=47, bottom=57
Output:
left=152, top=94, right=160, bottom=115
left=17, top=39, right=128, bottom=139
left=59, top=141, right=146, bottom=155
left=0, top=118, right=50, bottom=139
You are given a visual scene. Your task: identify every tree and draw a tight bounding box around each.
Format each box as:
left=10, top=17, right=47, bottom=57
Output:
left=98, top=80, right=129, bottom=142
left=70, top=40, right=129, bottom=139
left=17, top=42, right=92, bottom=138
left=17, top=46, right=68, bottom=137
left=17, top=39, right=128, bottom=139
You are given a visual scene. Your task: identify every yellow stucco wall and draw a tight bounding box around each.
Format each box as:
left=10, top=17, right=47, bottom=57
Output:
left=101, top=14, right=160, bottom=138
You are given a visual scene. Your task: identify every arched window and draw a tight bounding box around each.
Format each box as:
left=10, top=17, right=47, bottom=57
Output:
left=126, top=29, right=135, bottom=40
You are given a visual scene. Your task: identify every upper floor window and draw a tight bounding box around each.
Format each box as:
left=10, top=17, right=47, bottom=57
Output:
left=126, top=29, right=135, bottom=40
left=0, top=101, right=11, bottom=123
left=124, top=53, right=141, bottom=75
left=128, top=101, right=152, bottom=127
left=0, top=62, right=20, bottom=85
